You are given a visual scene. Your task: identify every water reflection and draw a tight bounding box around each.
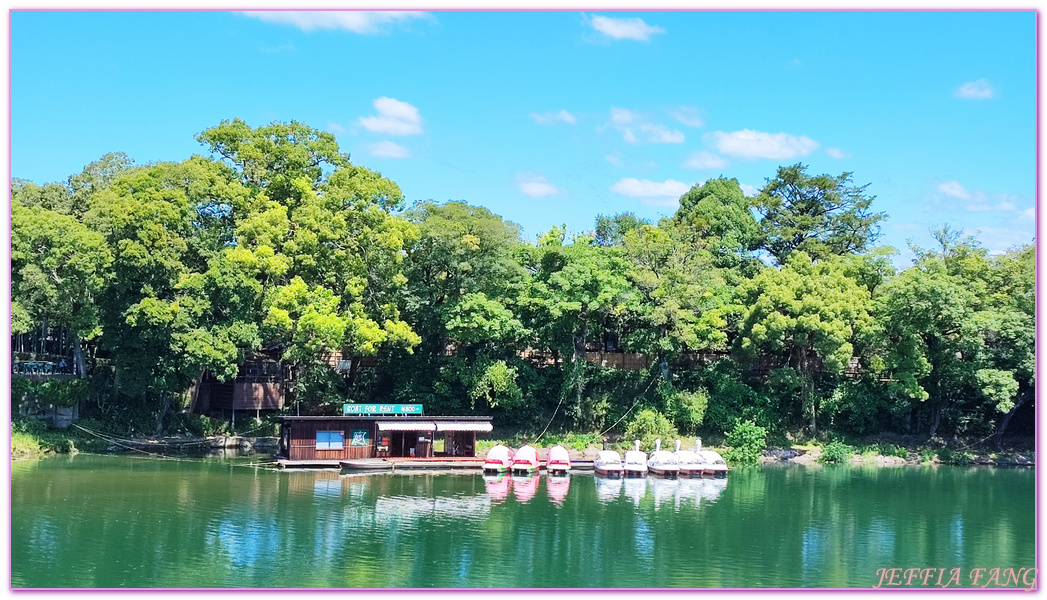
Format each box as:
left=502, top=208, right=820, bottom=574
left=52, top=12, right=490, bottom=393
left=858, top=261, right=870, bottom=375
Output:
left=595, top=477, right=622, bottom=502
left=651, top=477, right=679, bottom=510
left=512, top=473, right=540, bottom=504
left=10, top=457, right=1035, bottom=589
left=547, top=475, right=570, bottom=506
left=483, top=473, right=511, bottom=504
left=624, top=477, right=647, bottom=507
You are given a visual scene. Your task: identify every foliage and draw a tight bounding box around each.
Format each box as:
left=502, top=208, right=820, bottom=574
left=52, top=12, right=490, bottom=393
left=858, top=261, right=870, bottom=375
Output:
left=9, top=118, right=1033, bottom=445
left=540, top=431, right=603, bottom=451
left=723, top=419, right=767, bottom=465
left=754, top=163, right=885, bottom=264
left=819, top=440, right=854, bottom=463
left=622, top=408, right=678, bottom=451
left=733, top=252, right=876, bottom=434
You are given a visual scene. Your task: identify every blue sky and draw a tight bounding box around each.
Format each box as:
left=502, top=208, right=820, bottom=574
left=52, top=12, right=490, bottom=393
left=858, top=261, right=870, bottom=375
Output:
left=9, top=10, right=1037, bottom=265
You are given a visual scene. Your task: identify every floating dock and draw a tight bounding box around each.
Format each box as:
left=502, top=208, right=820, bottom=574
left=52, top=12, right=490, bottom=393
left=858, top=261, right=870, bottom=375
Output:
left=276, top=457, right=595, bottom=472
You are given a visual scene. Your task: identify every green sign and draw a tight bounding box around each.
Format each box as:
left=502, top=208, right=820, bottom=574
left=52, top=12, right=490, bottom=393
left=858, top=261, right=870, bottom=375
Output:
left=343, top=403, right=424, bottom=415
left=350, top=429, right=370, bottom=447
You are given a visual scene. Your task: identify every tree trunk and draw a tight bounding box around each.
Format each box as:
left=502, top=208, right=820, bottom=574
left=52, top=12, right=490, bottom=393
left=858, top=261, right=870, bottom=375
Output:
left=928, top=403, right=942, bottom=438
left=71, top=332, right=87, bottom=379
left=992, top=389, right=1030, bottom=449
left=155, top=392, right=170, bottom=436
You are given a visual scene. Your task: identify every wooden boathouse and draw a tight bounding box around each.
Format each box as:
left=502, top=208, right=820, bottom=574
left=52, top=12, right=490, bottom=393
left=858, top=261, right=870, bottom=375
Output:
left=278, top=404, right=492, bottom=467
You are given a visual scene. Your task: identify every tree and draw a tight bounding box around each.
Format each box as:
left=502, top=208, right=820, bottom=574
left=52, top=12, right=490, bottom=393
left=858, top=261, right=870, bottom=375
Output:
left=519, top=230, right=634, bottom=427
left=11, top=199, right=113, bottom=376
left=875, top=230, right=1034, bottom=440
left=593, top=212, right=650, bottom=247
left=83, top=159, right=248, bottom=414
left=755, top=164, right=885, bottom=264
left=619, top=223, right=731, bottom=371
left=672, top=177, right=761, bottom=272
left=734, top=252, right=876, bottom=435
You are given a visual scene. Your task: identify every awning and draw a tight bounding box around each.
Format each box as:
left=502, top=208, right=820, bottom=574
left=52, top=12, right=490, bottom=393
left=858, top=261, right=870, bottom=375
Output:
left=435, top=422, right=493, bottom=432
left=377, top=421, right=436, bottom=431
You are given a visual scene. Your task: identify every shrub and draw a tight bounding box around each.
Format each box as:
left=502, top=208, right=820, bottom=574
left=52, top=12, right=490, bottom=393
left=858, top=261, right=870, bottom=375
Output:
left=819, top=440, right=854, bottom=463
left=878, top=442, right=908, bottom=459
left=662, top=387, right=708, bottom=435
left=622, top=408, right=678, bottom=452
left=723, top=419, right=767, bottom=465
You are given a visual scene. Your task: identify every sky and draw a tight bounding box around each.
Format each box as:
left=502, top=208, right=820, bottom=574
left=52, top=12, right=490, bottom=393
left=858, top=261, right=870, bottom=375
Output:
left=8, top=9, right=1037, bottom=266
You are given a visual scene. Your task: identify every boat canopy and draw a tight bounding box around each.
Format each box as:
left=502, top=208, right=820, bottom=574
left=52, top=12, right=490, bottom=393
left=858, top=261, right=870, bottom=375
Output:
left=548, top=445, right=571, bottom=463
left=436, top=421, right=493, bottom=432
left=377, top=421, right=437, bottom=431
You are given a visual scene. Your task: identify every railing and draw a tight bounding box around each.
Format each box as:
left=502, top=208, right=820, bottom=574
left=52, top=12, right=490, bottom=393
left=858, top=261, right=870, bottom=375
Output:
left=13, top=361, right=78, bottom=376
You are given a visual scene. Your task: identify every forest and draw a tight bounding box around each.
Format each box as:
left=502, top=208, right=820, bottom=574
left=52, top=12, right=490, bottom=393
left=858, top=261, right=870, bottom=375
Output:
left=10, top=119, right=1035, bottom=450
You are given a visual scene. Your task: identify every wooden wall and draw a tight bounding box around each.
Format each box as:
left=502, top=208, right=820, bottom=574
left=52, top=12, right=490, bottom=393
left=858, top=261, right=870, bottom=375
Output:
left=287, top=420, right=376, bottom=461
left=233, top=382, right=282, bottom=410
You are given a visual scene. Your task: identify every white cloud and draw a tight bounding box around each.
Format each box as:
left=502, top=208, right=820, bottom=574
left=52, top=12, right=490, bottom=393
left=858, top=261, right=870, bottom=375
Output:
left=668, top=106, right=704, bottom=128
left=826, top=147, right=850, bottom=159
left=589, top=15, right=665, bottom=41
left=517, top=173, right=564, bottom=198
left=605, top=153, right=624, bottom=167
left=359, top=97, right=423, bottom=135
left=370, top=141, right=410, bottom=158
left=1020, top=207, right=1035, bottom=221
left=706, top=129, right=819, bottom=160
left=610, top=107, right=635, bottom=125
left=938, top=181, right=972, bottom=200
left=531, top=109, right=576, bottom=125
left=739, top=184, right=759, bottom=197
left=609, top=107, right=681, bottom=144
left=935, top=181, right=1026, bottom=212
left=611, top=178, right=690, bottom=199
left=956, top=79, right=996, bottom=100
left=327, top=122, right=346, bottom=135
left=241, top=11, right=430, bottom=34
left=639, top=124, right=684, bottom=144
left=683, top=151, right=728, bottom=169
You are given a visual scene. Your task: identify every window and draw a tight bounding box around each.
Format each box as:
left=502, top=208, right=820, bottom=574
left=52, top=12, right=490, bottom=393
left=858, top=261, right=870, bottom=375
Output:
left=316, top=431, right=344, bottom=450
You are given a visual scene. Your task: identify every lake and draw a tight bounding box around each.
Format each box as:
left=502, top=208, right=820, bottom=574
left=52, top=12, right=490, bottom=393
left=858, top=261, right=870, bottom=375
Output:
left=10, top=454, right=1035, bottom=589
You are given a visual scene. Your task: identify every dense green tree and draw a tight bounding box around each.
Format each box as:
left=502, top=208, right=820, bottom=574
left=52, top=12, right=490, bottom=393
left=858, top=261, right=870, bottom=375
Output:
left=593, top=212, right=650, bottom=247
left=755, top=164, right=885, bottom=264
left=619, top=223, right=731, bottom=370
left=734, top=252, right=876, bottom=434
left=875, top=230, right=1034, bottom=439
left=11, top=199, right=113, bottom=376
left=672, top=177, right=761, bottom=273
left=519, top=229, right=634, bottom=427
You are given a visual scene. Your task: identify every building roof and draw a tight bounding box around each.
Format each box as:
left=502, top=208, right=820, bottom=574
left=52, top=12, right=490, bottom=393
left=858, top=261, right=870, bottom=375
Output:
left=279, top=415, right=492, bottom=422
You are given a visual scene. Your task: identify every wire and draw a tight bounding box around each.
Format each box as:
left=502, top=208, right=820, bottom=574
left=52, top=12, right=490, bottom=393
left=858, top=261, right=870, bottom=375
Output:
left=599, top=374, right=659, bottom=438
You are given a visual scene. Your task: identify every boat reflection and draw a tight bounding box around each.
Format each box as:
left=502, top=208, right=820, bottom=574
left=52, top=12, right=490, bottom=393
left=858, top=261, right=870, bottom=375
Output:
left=512, top=473, right=540, bottom=504
left=623, top=477, right=647, bottom=507
left=700, top=477, right=728, bottom=503
left=546, top=474, right=570, bottom=506
left=651, top=476, right=679, bottom=510
left=595, top=476, right=623, bottom=502
left=483, top=473, right=512, bottom=504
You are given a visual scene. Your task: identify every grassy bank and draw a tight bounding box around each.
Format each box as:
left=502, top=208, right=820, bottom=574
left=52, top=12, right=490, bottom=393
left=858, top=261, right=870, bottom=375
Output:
left=11, top=418, right=109, bottom=458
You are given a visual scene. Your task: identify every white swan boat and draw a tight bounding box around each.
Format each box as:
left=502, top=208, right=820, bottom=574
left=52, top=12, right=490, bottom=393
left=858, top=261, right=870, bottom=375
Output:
left=647, top=438, right=680, bottom=477
left=623, top=440, right=648, bottom=477
left=674, top=439, right=708, bottom=478
left=699, top=449, right=729, bottom=476
left=594, top=450, right=625, bottom=477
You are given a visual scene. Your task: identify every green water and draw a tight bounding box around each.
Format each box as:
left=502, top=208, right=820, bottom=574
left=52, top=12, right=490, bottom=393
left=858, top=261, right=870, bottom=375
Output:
left=10, top=454, right=1035, bottom=589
